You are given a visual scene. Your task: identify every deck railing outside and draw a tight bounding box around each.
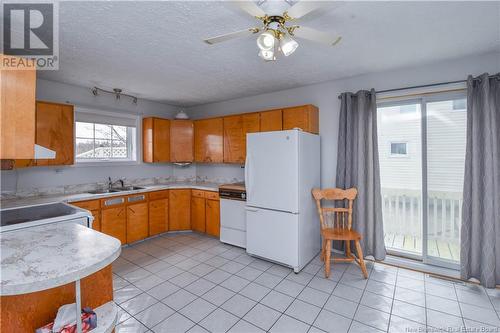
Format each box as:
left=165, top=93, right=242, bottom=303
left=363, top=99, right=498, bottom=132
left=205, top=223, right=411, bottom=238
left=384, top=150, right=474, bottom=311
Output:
left=381, top=187, right=462, bottom=261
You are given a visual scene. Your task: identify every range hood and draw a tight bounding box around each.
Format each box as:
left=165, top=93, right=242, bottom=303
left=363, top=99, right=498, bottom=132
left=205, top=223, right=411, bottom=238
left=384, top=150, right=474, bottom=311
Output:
left=34, top=144, right=56, bottom=159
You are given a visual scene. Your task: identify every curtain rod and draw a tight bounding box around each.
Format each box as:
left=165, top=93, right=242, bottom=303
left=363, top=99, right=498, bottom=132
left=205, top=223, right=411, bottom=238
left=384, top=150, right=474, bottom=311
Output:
left=337, top=74, right=500, bottom=100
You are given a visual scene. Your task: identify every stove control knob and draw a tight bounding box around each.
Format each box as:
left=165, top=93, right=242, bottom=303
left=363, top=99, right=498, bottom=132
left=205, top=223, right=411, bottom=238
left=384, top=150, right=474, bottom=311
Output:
left=241, top=193, right=246, bottom=199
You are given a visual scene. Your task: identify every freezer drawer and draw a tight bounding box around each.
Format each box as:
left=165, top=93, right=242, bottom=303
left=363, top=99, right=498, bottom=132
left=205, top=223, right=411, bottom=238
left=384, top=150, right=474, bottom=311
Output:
left=246, top=207, right=299, bottom=268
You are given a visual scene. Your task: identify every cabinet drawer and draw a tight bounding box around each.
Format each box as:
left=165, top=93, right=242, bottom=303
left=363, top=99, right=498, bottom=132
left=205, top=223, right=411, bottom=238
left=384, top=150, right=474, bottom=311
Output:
left=127, top=193, right=148, bottom=203
left=71, top=199, right=100, bottom=211
left=205, top=191, right=219, bottom=200
left=101, top=196, right=126, bottom=208
left=191, top=189, right=205, bottom=198
left=149, top=190, right=169, bottom=200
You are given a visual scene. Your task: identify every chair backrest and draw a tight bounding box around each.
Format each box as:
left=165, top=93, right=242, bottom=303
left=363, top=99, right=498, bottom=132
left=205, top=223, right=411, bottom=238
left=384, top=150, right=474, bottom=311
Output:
left=311, top=188, right=357, bottom=231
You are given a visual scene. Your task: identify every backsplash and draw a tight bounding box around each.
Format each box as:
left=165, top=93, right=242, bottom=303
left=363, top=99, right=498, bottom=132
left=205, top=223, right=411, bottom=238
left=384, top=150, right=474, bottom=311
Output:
left=0, top=174, right=244, bottom=199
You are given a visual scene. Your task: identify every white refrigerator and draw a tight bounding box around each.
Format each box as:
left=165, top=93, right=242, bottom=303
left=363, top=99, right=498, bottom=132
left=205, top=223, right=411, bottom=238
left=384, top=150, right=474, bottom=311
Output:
left=245, top=130, right=321, bottom=272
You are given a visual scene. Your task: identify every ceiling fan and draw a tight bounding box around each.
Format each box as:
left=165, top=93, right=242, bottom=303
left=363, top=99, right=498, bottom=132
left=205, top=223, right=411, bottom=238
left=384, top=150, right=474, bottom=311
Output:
left=204, top=1, right=342, bottom=61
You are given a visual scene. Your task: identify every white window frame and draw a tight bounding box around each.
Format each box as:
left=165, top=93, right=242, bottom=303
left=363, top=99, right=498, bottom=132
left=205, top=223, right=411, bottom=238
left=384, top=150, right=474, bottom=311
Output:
left=74, top=107, right=140, bottom=166
left=389, top=141, right=409, bottom=157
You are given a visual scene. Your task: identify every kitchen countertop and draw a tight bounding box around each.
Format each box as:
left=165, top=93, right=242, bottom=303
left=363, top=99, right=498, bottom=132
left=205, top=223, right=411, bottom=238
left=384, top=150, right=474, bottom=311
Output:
left=0, top=181, right=221, bottom=210
left=0, top=223, right=121, bottom=296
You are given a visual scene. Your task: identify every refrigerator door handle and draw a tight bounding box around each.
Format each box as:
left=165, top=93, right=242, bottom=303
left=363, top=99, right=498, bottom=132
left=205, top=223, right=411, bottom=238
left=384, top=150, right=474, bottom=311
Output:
left=245, top=207, right=258, bottom=212
left=245, top=154, right=251, bottom=198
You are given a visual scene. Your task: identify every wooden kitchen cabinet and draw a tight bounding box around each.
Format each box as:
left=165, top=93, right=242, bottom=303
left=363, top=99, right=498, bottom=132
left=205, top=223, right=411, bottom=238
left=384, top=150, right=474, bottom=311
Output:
left=170, top=120, right=194, bottom=162
left=282, top=105, right=319, bottom=134
left=35, top=101, right=74, bottom=166
left=191, top=194, right=206, bottom=233
left=169, top=189, right=191, bottom=230
left=126, top=194, right=149, bottom=243
left=91, top=210, right=101, bottom=232
left=0, top=55, right=36, bottom=160
left=223, top=113, right=260, bottom=164
left=1, top=101, right=74, bottom=169
left=143, top=117, right=170, bottom=163
left=70, top=199, right=101, bottom=231
left=149, top=190, right=169, bottom=236
left=260, top=109, right=283, bottom=132
left=205, top=197, right=220, bottom=237
left=101, top=198, right=127, bottom=244
left=194, top=118, right=223, bottom=163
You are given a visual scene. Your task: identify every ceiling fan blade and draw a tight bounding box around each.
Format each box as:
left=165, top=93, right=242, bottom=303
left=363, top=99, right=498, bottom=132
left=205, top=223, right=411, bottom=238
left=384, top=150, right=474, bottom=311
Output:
left=286, top=1, right=332, bottom=19
left=292, top=26, right=341, bottom=47
left=232, top=1, right=266, bottom=17
left=204, top=28, right=260, bottom=45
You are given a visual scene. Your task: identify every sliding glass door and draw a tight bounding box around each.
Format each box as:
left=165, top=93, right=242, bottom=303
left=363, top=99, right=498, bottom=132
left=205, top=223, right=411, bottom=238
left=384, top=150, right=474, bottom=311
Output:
left=377, top=93, right=466, bottom=268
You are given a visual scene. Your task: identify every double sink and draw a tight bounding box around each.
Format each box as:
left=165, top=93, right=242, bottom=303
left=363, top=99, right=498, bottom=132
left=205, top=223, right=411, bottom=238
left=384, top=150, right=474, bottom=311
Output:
left=87, top=186, right=145, bottom=194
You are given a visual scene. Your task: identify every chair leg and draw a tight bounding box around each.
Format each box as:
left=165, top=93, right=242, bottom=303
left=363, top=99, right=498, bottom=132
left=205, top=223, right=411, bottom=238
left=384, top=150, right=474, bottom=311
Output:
left=320, top=238, right=325, bottom=262
left=346, top=240, right=351, bottom=258
left=355, top=241, right=368, bottom=279
left=324, top=240, right=332, bottom=278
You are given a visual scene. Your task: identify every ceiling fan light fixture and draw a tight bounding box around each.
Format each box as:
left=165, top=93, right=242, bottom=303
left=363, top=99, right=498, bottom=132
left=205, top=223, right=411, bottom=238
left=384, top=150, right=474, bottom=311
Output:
left=256, top=30, right=276, bottom=51
left=280, top=34, right=299, bottom=56
left=258, top=49, right=276, bottom=61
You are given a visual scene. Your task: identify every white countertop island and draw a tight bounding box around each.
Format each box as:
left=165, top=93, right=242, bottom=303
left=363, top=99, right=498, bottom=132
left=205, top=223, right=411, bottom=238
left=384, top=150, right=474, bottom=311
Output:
left=1, top=223, right=121, bottom=296
left=1, top=223, right=121, bottom=332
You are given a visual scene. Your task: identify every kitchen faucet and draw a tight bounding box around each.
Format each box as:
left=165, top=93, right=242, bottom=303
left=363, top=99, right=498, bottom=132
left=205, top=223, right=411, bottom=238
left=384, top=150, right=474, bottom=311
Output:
left=108, top=177, right=124, bottom=189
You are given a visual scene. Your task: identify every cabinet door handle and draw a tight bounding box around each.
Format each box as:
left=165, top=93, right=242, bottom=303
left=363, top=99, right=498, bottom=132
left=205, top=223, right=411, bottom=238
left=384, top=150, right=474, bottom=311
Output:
left=128, top=195, right=145, bottom=203
left=128, top=207, right=135, bottom=214
left=118, top=208, right=125, bottom=216
left=105, top=197, right=125, bottom=206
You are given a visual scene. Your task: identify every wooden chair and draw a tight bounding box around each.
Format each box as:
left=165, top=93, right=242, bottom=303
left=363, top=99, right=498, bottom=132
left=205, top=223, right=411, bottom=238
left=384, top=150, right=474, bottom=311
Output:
left=312, top=188, right=368, bottom=279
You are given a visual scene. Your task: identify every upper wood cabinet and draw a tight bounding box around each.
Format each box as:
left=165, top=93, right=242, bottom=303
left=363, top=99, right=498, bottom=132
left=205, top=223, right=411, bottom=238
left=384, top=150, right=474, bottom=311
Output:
left=169, top=189, right=191, bottom=231
left=223, top=113, right=260, bottom=164
left=1, top=101, right=74, bottom=169
left=282, top=105, right=319, bottom=134
left=143, top=117, right=170, bottom=163
left=259, top=109, right=283, bottom=132
left=170, top=120, right=194, bottom=162
left=194, top=118, right=223, bottom=163
left=1, top=55, right=36, bottom=159
left=35, top=101, right=74, bottom=166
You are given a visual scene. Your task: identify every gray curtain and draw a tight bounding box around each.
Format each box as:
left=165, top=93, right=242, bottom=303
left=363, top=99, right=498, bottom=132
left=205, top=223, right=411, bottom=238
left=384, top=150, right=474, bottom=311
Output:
left=461, top=73, right=500, bottom=288
left=336, top=90, right=386, bottom=261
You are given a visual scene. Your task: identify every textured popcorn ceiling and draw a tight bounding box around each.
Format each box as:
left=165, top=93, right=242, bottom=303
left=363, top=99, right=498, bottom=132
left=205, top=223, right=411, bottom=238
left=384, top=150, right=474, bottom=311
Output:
left=39, top=1, right=500, bottom=107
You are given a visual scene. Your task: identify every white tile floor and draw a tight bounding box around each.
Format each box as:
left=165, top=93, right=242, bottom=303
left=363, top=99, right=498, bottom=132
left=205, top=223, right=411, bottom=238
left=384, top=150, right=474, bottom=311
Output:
left=112, top=232, right=500, bottom=333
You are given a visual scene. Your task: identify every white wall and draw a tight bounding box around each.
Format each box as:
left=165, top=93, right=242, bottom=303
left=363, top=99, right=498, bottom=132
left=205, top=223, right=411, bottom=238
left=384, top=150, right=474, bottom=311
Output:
left=2, top=52, right=498, bottom=194
left=188, top=52, right=500, bottom=188
left=1, top=79, right=181, bottom=193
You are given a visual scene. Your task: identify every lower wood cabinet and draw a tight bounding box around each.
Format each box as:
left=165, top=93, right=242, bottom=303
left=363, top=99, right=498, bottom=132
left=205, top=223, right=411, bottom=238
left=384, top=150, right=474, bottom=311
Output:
left=169, top=189, right=191, bottom=230
left=206, top=198, right=220, bottom=237
left=70, top=199, right=101, bottom=231
left=70, top=188, right=220, bottom=243
left=191, top=190, right=220, bottom=236
left=101, top=206, right=127, bottom=245
left=126, top=194, right=149, bottom=243
left=149, top=190, right=169, bottom=236
left=91, top=210, right=101, bottom=231
left=191, top=194, right=206, bottom=233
